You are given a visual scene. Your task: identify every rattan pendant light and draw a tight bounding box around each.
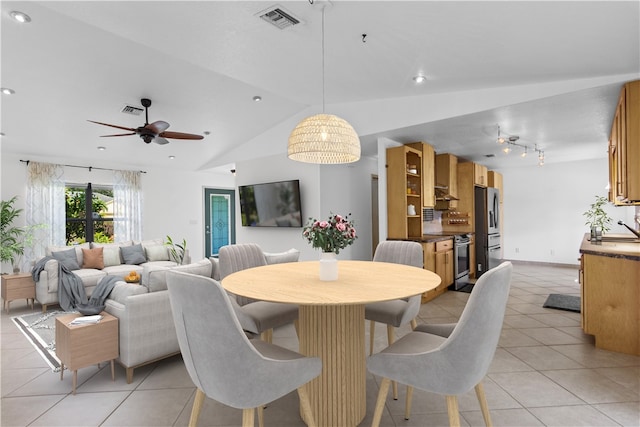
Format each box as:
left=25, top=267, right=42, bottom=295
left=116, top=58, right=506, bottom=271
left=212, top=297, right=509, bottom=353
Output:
left=287, top=5, right=360, bottom=164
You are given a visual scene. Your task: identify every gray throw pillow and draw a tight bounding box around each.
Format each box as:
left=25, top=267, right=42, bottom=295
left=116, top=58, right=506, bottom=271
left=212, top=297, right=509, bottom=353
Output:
left=52, top=248, right=81, bottom=271
left=120, top=243, right=147, bottom=265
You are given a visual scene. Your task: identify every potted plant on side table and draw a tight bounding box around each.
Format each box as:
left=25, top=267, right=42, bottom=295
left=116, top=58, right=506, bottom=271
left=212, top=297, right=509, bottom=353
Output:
left=582, top=195, right=612, bottom=244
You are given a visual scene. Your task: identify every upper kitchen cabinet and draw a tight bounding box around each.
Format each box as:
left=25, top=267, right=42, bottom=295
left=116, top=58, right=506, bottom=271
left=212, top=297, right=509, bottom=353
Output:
left=435, top=153, right=458, bottom=210
left=488, top=171, right=503, bottom=203
left=609, top=80, right=640, bottom=205
left=470, top=162, right=488, bottom=187
left=386, top=145, right=423, bottom=239
left=407, top=142, right=436, bottom=208
left=443, top=161, right=475, bottom=234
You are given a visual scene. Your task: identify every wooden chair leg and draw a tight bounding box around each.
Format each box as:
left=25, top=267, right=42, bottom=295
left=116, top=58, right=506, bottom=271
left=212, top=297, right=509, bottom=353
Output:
left=257, top=405, right=264, bottom=427
left=126, top=367, right=134, bottom=384
left=404, top=385, right=413, bottom=420
left=298, top=386, right=316, bottom=427
left=475, top=382, right=493, bottom=427
left=189, top=388, right=205, bottom=427
left=445, top=395, right=461, bottom=427
left=371, top=377, right=391, bottom=427
left=369, top=320, right=376, bottom=355
left=260, top=329, right=273, bottom=343
left=386, top=325, right=398, bottom=400
left=242, top=408, right=255, bottom=427
left=410, top=318, right=417, bottom=330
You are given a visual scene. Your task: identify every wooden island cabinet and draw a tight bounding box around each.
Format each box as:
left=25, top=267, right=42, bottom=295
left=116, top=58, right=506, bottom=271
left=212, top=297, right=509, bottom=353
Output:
left=579, top=234, right=640, bottom=356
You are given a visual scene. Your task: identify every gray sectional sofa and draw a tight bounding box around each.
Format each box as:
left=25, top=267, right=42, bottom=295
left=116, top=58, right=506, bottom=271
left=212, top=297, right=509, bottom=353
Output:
left=34, top=239, right=185, bottom=312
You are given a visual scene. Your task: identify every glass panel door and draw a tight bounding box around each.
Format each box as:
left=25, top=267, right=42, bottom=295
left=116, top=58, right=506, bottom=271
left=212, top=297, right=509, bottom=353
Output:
left=204, top=188, right=235, bottom=257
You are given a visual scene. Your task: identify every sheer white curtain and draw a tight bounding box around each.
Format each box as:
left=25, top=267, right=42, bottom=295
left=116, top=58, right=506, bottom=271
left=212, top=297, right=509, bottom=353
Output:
left=25, top=162, right=65, bottom=269
left=113, top=170, right=143, bottom=242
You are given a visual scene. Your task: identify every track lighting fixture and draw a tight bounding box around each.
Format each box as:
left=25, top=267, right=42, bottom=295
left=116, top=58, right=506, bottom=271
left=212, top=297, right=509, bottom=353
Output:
left=496, top=125, right=545, bottom=165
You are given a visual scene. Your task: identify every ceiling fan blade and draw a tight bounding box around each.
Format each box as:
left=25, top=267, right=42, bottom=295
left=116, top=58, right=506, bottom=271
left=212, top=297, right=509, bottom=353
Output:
left=146, top=120, right=170, bottom=134
left=88, top=120, right=136, bottom=132
left=101, top=132, right=137, bottom=137
left=159, top=131, right=204, bottom=140
left=154, top=137, right=170, bottom=145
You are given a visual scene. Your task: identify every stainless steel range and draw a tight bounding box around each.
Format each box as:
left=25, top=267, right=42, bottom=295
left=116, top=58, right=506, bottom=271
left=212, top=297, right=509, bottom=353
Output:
left=453, top=234, right=471, bottom=290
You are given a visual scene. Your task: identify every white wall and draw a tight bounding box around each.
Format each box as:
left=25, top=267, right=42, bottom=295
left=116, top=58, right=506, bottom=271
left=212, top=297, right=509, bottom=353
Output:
left=235, top=153, right=378, bottom=261
left=499, top=157, right=636, bottom=265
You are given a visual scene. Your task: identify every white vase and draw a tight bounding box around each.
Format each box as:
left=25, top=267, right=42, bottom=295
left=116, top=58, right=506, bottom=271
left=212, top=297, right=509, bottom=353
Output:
left=319, top=252, right=338, bottom=281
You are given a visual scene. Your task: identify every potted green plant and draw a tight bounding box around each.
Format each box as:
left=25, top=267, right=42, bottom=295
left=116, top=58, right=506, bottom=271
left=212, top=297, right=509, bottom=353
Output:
left=583, top=195, right=612, bottom=243
left=0, top=196, right=45, bottom=273
left=165, top=235, right=188, bottom=265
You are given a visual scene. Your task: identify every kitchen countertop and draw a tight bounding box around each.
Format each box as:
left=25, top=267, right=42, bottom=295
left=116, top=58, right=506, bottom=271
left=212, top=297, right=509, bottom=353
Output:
left=579, top=233, right=640, bottom=261
left=394, top=232, right=473, bottom=244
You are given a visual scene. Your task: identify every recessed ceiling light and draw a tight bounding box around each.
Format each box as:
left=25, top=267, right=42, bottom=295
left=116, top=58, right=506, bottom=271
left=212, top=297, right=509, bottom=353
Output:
left=97, top=146, right=106, bottom=151
left=1, top=88, right=15, bottom=95
left=168, top=155, right=175, bottom=160
left=253, top=96, right=262, bottom=102
left=412, top=75, right=427, bottom=84
left=10, top=11, right=31, bottom=23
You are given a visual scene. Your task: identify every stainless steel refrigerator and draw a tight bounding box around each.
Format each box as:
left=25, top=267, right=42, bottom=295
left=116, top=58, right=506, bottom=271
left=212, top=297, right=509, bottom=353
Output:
left=474, top=186, right=501, bottom=277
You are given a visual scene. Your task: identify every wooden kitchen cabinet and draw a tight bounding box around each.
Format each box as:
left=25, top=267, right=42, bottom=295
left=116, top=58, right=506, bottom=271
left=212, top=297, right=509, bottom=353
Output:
left=435, top=153, right=458, bottom=209
left=609, top=79, right=640, bottom=205
left=579, top=246, right=639, bottom=356
left=386, top=145, right=423, bottom=239
left=488, top=171, right=503, bottom=202
left=472, top=163, right=488, bottom=187
left=434, top=239, right=454, bottom=287
left=407, top=141, right=435, bottom=208
left=420, top=239, right=452, bottom=303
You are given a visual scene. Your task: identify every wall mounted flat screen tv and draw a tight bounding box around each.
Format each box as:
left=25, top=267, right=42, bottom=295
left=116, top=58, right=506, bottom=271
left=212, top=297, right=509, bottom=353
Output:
left=239, top=179, right=303, bottom=227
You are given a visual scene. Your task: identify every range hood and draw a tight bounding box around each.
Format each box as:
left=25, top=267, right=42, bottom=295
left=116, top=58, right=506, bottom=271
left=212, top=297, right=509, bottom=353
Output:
left=435, top=185, right=458, bottom=210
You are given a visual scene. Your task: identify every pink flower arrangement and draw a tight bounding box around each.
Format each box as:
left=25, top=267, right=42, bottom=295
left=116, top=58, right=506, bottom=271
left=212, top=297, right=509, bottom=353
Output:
left=302, top=213, right=357, bottom=254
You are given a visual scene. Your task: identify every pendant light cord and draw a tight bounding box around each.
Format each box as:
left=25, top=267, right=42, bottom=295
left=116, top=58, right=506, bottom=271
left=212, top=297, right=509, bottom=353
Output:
left=321, top=6, right=325, bottom=113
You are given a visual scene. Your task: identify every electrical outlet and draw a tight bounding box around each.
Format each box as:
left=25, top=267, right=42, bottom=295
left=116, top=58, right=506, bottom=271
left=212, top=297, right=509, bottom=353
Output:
left=515, top=247, right=520, bottom=253
left=550, top=249, right=555, bottom=256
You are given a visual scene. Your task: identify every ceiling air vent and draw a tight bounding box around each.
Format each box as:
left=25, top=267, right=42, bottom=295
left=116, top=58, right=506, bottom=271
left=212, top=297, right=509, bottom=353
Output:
left=257, top=5, right=300, bottom=29
left=121, top=104, right=144, bottom=116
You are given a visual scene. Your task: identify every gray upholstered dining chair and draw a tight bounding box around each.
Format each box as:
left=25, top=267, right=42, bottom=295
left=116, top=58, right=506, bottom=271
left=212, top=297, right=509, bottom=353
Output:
left=218, top=243, right=299, bottom=342
left=367, top=261, right=513, bottom=427
left=364, top=240, right=424, bottom=399
left=166, top=270, right=321, bottom=427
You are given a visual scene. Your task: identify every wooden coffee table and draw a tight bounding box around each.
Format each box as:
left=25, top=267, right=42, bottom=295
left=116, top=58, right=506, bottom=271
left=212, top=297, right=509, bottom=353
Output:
left=1, top=273, right=35, bottom=313
left=55, top=312, right=119, bottom=394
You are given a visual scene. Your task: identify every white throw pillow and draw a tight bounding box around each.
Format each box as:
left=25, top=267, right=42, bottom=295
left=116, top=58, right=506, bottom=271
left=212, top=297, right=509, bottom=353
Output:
left=145, top=245, right=170, bottom=262
left=264, top=248, right=300, bottom=265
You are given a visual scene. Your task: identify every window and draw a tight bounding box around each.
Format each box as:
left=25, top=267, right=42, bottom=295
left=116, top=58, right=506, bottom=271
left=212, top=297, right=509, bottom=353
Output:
left=65, top=183, right=114, bottom=244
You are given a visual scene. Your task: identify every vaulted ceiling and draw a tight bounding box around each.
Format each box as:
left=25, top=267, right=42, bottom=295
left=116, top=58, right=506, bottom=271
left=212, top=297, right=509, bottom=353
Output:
left=2, top=1, right=638, bottom=172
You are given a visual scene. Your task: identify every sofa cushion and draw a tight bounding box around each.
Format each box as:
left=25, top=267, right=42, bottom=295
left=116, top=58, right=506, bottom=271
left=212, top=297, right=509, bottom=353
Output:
left=264, top=248, right=300, bottom=264
left=103, top=264, right=144, bottom=279
left=52, top=248, right=81, bottom=271
left=145, top=245, right=170, bottom=262
left=47, top=243, right=90, bottom=267
left=144, top=258, right=212, bottom=292
left=92, top=241, right=133, bottom=266
left=82, top=247, right=105, bottom=269
left=121, top=244, right=146, bottom=265
left=109, top=281, right=148, bottom=304
left=72, top=268, right=107, bottom=288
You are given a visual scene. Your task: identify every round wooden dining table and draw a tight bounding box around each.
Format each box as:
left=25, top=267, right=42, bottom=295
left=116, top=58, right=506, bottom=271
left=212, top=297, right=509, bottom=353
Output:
left=222, top=260, right=441, bottom=427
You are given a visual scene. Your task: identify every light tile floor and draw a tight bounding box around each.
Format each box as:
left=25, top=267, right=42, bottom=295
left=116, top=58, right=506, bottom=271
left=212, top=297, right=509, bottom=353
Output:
left=1, top=262, right=639, bottom=426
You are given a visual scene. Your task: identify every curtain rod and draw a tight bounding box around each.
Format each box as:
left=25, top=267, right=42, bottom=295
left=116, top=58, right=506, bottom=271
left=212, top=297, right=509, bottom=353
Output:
left=19, top=159, right=146, bottom=174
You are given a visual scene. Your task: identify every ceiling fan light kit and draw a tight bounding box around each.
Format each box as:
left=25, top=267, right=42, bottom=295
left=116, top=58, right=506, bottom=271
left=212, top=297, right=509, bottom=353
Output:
left=89, top=98, right=203, bottom=145
left=287, top=3, right=360, bottom=164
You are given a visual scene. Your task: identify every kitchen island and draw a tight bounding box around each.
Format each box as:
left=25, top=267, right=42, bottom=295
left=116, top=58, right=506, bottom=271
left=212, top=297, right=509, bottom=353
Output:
left=579, top=233, right=640, bottom=356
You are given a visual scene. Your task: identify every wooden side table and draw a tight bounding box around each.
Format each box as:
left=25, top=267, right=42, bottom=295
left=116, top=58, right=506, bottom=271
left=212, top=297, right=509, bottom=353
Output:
left=55, top=312, right=119, bottom=394
left=1, top=273, right=35, bottom=313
